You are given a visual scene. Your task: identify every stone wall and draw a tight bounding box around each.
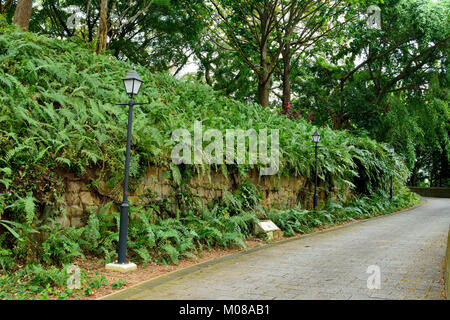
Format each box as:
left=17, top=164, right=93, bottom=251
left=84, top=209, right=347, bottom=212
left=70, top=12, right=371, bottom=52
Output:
left=59, top=166, right=349, bottom=227
left=408, top=187, right=450, bottom=198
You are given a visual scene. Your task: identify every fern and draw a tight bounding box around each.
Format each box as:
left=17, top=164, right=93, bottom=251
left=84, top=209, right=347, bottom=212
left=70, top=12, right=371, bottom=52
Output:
left=222, top=232, right=246, bottom=248
left=6, top=193, right=37, bottom=225
left=55, top=157, right=71, bottom=167
left=170, top=163, right=182, bottom=186
left=0, top=220, right=22, bottom=239
left=22, top=194, right=36, bottom=225
left=161, top=244, right=179, bottom=264
left=81, top=149, right=101, bottom=164
left=135, top=247, right=152, bottom=263
left=156, top=229, right=180, bottom=243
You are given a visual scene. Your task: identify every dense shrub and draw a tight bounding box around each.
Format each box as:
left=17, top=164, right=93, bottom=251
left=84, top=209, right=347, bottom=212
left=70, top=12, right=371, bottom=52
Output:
left=0, top=22, right=408, bottom=221
left=267, top=187, right=420, bottom=237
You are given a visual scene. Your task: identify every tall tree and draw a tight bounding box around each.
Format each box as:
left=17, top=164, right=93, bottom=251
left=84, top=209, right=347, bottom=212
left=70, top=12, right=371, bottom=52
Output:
left=28, top=0, right=201, bottom=71
left=337, top=1, right=449, bottom=104
left=276, top=0, right=358, bottom=114
left=287, top=0, right=449, bottom=183
left=199, top=0, right=359, bottom=108
left=200, top=0, right=290, bottom=107
left=12, top=0, right=32, bottom=31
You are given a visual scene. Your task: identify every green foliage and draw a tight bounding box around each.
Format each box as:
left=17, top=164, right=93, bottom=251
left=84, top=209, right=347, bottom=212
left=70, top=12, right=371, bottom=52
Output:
left=0, top=264, right=69, bottom=300
left=0, top=21, right=422, bottom=299
left=289, top=0, right=449, bottom=185
left=0, top=248, right=14, bottom=271
left=81, top=203, right=118, bottom=261
left=0, top=183, right=419, bottom=299
left=125, top=182, right=260, bottom=265
left=28, top=0, right=202, bottom=72
left=267, top=188, right=420, bottom=237
left=87, top=275, right=109, bottom=290
left=0, top=21, right=410, bottom=270
left=0, top=263, right=110, bottom=300
left=111, top=279, right=125, bottom=290
left=40, top=223, right=85, bottom=266
left=0, top=22, right=408, bottom=204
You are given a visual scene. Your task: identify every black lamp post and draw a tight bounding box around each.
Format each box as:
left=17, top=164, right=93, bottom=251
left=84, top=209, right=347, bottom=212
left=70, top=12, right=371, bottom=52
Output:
left=389, top=145, right=394, bottom=202
left=116, top=69, right=147, bottom=265
left=312, top=130, right=321, bottom=211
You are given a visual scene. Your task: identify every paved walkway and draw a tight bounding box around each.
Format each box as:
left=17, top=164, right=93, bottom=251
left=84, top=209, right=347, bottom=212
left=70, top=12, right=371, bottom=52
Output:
left=103, top=197, right=450, bottom=300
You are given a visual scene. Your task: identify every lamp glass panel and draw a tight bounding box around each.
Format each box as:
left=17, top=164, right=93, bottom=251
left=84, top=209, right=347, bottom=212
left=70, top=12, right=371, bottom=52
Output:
left=133, top=80, right=143, bottom=95
left=123, top=78, right=134, bottom=95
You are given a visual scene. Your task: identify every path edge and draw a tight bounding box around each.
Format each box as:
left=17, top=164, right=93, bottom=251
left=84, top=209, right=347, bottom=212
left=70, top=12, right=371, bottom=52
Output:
left=99, top=198, right=427, bottom=300
left=445, top=226, right=450, bottom=300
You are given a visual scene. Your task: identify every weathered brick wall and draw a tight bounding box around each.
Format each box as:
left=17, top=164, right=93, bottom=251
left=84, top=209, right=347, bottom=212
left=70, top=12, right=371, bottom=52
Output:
left=59, top=166, right=349, bottom=227
left=408, top=187, right=450, bottom=198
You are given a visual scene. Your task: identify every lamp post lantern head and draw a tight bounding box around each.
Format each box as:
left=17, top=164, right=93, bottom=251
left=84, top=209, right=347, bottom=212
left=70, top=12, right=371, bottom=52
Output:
left=389, top=146, right=394, bottom=154
left=312, top=130, right=321, bottom=144
left=122, top=69, right=143, bottom=97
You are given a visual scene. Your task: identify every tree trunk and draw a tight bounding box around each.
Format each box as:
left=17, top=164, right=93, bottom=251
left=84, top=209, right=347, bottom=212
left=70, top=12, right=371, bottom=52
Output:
left=257, top=47, right=271, bottom=107
left=331, top=110, right=345, bottom=129
left=12, top=0, right=33, bottom=31
left=281, top=45, right=292, bottom=114
left=257, top=9, right=271, bottom=107
left=257, top=46, right=271, bottom=107
left=96, top=0, right=108, bottom=54
left=204, top=63, right=212, bottom=85
left=257, top=75, right=270, bottom=107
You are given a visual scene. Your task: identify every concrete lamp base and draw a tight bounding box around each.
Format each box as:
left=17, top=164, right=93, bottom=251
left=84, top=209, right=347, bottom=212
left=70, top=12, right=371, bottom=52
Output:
left=106, top=262, right=137, bottom=273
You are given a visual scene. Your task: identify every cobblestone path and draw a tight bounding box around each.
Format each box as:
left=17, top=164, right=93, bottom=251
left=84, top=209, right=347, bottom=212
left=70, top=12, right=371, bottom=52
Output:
left=103, top=198, right=450, bottom=300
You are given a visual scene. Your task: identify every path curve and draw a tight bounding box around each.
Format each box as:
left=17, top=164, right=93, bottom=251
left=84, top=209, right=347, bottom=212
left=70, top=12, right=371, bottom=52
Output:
left=103, top=197, right=450, bottom=300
